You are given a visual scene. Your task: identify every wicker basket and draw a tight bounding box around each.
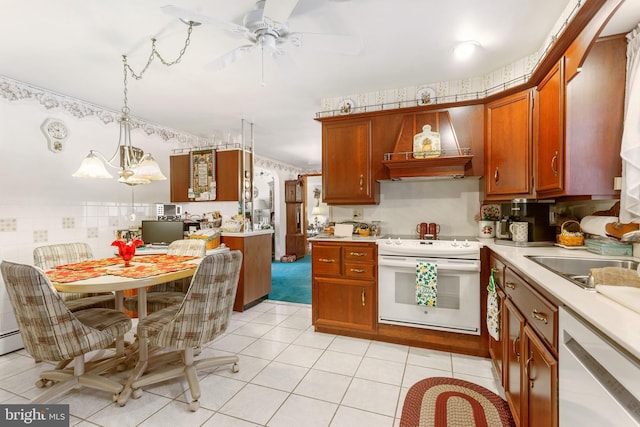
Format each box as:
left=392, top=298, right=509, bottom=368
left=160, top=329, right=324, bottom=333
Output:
left=557, top=220, right=585, bottom=246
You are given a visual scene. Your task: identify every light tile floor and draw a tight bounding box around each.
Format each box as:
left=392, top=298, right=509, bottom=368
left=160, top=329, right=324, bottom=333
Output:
left=0, top=300, right=503, bottom=426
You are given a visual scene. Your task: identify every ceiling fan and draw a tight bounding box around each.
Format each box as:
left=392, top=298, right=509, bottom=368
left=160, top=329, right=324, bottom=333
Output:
left=162, top=0, right=362, bottom=83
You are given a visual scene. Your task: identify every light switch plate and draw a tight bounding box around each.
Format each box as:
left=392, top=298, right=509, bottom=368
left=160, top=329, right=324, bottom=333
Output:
left=352, top=208, right=363, bottom=220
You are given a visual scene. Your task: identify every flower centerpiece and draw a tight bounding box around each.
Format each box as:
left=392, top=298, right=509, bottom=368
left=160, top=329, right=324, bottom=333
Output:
left=111, top=238, right=143, bottom=267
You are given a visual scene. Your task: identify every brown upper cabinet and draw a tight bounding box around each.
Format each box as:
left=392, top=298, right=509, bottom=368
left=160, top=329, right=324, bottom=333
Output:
left=321, top=117, right=378, bottom=205
left=169, top=149, right=252, bottom=202
left=485, top=90, right=533, bottom=199
left=534, top=59, right=565, bottom=195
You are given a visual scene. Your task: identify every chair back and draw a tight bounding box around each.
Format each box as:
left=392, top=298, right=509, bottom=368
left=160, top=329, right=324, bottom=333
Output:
left=149, top=250, right=243, bottom=349
left=167, top=239, right=206, bottom=257
left=33, top=242, right=93, bottom=270
left=0, top=261, right=114, bottom=361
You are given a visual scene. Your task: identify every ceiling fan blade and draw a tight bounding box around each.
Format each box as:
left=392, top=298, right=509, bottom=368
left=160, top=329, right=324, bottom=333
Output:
left=263, top=0, right=301, bottom=24
left=269, top=47, right=301, bottom=81
left=288, top=32, right=363, bottom=55
left=204, top=45, right=256, bottom=71
left=161, top=5, right=249, bottom=37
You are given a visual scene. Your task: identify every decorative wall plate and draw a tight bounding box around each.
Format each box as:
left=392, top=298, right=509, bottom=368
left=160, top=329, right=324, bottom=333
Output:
left=337, top=98, right=356, bottom=115
left=416, top=87, right=436, bottom=106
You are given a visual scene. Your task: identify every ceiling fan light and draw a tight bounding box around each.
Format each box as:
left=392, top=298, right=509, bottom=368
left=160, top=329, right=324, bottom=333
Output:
left=453, top=41, right=480, bottom=61
left=72, top=151, right=113, bottom=179
left=133, top=154, right=167, bottom=181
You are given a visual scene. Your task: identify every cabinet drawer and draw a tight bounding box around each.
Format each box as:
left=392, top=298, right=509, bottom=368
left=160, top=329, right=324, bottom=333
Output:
left=344, top=262, right=375, bottom=278
left=505, top=268, right=558, bottom=351
left=344, top=245, right=375, bottom=262
left=312, top=246, right=341, bottom=276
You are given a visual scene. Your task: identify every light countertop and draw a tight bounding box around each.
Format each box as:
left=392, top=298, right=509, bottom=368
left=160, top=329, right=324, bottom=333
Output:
left=481, top=238, right=640, bottom=361
left=221, top=229, right=274, bottom=237
left=308, top=234, right=381, bottom=242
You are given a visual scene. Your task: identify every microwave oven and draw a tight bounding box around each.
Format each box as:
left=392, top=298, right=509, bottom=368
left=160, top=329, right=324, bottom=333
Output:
left=156, top=203, right=182, bottom=219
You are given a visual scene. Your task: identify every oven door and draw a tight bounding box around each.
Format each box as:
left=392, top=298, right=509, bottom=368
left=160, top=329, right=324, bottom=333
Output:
left=378, top=255, right=480, bottom=335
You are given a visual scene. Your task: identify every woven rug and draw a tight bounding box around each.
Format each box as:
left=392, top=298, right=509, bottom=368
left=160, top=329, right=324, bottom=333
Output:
left=400, top=377, right=515, bottom=427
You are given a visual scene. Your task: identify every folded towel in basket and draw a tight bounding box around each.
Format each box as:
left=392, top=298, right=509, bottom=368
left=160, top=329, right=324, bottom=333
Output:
left=416, top=261, right=437, bottom=307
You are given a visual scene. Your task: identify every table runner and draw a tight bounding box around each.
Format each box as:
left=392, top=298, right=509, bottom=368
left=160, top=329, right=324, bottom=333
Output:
left=46, top=268, right=109, bottom=283
left=131, top=254, right=197, bottom=264
left=107, top=262, right=196, bottom=279
left=54, top=257, right=122, bottom=270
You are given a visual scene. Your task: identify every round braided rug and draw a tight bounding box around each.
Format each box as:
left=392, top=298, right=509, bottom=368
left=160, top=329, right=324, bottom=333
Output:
left=400, top=377, right=515, bottom=427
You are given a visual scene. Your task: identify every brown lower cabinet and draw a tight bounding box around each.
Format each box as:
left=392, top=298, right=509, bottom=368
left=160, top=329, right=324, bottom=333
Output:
left=491, top=252, right=558, bottom=427
left=311, top=241, right=490, bottom=357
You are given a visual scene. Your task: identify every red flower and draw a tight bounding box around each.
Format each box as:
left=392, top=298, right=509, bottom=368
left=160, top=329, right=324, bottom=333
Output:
left=111, top=239, right=143, bottom=263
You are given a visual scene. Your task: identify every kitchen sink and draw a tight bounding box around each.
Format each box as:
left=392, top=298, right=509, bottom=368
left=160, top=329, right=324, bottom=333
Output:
left=525, top=255, right=639, bottom=290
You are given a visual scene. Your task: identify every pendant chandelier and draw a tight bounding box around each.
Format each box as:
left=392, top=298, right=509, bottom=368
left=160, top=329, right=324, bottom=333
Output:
left=73, top=20, right=199, bottom=186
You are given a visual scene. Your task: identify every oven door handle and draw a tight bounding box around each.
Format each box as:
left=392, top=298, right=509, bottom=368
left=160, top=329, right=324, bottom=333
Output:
left=378, top=257, right=480, bottom=272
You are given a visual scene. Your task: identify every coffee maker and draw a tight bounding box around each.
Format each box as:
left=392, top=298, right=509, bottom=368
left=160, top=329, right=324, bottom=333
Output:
left=495, top=199, right=556, bottom=245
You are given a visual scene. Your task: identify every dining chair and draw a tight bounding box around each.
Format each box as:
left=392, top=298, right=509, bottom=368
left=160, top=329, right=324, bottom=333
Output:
left=0, top=260, right=132, bottom=404
left=123, top=239, right=207, bottom=315
left=33, top=242, right=115, bottom=311
left=117, top=250, right=242, bottom=411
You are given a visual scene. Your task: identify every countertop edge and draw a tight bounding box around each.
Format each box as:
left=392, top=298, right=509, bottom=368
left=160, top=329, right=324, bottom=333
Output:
left=221, top=230, right=274, bottom=237
left=479, top=238, right=640, bottom=361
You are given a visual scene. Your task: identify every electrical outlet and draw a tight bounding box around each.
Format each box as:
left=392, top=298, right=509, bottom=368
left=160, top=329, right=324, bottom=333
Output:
left=352, top=208, right=363, bottom=220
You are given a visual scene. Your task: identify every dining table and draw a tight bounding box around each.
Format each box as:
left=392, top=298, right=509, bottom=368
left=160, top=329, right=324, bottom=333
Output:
left=46, top=254, right=202, bottom=320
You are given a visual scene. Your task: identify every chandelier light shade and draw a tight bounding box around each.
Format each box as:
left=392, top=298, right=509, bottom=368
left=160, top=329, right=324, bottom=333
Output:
left=72, top=151, right=114, bottom=179
left=311, top=206, right=323, bottom=216
left=72, top=20, right=197, bottom=186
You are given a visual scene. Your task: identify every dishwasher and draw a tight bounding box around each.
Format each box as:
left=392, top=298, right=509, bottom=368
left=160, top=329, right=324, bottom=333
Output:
left=559, top=307, right=640, bottom=426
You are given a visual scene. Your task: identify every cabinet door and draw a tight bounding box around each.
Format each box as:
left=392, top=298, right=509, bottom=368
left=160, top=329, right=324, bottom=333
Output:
left=485, top=90, right=532, bottom=198
left=322, top=119, right=375, bottom=204
left=313, top=277, right=375, bottom=331
left=535, top=60, right=564, bottom=195
left=170, top=155, right=191, bottom=202
left=216, top=150, right=242, bottom=201
left=504, top=298, right=524, bottom=426
left=523, top=324, right=558, bottom=427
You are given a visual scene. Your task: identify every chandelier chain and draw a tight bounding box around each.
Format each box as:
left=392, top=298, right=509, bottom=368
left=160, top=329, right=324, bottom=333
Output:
left=121, top=21, right=196, bottom=113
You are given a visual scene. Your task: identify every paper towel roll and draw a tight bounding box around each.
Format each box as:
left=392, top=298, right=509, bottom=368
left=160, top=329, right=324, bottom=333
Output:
left=579, top=216, right=619, bottom=237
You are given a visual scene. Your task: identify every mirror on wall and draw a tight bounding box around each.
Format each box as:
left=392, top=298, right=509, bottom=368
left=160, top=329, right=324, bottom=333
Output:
left=253, top=168, right=274, bottom=229
left=305, top=175, right=328, bottom=236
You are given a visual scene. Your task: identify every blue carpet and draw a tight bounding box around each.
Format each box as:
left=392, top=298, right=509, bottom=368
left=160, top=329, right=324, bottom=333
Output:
left=269, top=256, right=311, bottom=304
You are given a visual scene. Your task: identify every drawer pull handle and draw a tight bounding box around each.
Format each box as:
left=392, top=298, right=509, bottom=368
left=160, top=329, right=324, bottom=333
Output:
left=361, top=288, right=366, bottom=306
left=349, top=252, right=367, bottom=257
left=350, top=268, right=366, bottom=273
left=551, top=151, right=559, bottom=176
left=318, top=258, right=335, bottom=263
left=494, top=167, right=499, bottom=183
left=513, top=336, right=521, bottom=362
left=505, top=281, right=516, bottom=289
left=532, top=309, right=548, bottom=324
left=359, top=174, right=364, bottom=190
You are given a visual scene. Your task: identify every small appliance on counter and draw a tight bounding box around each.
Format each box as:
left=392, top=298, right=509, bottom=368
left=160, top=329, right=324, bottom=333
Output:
left=494, top=198, right=556, bottom=246
left=156, top=203, right=182, bottom=220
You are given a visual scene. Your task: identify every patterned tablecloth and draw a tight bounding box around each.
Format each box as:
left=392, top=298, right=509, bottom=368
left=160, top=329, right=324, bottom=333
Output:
left=46, top=256, right=198, bottom=282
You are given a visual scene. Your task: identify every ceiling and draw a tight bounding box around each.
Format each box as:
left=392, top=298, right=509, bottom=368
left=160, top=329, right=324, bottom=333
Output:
left=1, top=0, right=639, bottom=170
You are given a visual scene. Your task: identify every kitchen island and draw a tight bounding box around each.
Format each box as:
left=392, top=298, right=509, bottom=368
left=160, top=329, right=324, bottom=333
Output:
left=221, top=229, right=274, bottom=311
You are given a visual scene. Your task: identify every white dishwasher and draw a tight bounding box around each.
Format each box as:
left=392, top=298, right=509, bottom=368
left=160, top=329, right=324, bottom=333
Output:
left=559, top=307, right=640, bottom=426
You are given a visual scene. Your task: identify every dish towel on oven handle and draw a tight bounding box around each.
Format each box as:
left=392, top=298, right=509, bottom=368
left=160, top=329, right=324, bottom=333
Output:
left=487, top=269, right=500, bottom=341
left=416, top=261, right=437, bottom=307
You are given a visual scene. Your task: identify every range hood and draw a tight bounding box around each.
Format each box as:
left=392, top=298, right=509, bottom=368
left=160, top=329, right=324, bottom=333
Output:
left=382, top=110, right=475, bottom=179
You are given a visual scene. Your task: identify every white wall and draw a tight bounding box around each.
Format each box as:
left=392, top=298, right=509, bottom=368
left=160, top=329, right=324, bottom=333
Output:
left=330, top=178, right=484, bottom=238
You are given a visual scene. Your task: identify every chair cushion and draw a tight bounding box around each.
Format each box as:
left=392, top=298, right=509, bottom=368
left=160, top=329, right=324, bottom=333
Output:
left=137, top=305, right=181, bottom=341
left=123, top=292, right=185, bottom=313
left=75, top=308, right=132, bottom=338
left=64, top=294, right=116, bottom=312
